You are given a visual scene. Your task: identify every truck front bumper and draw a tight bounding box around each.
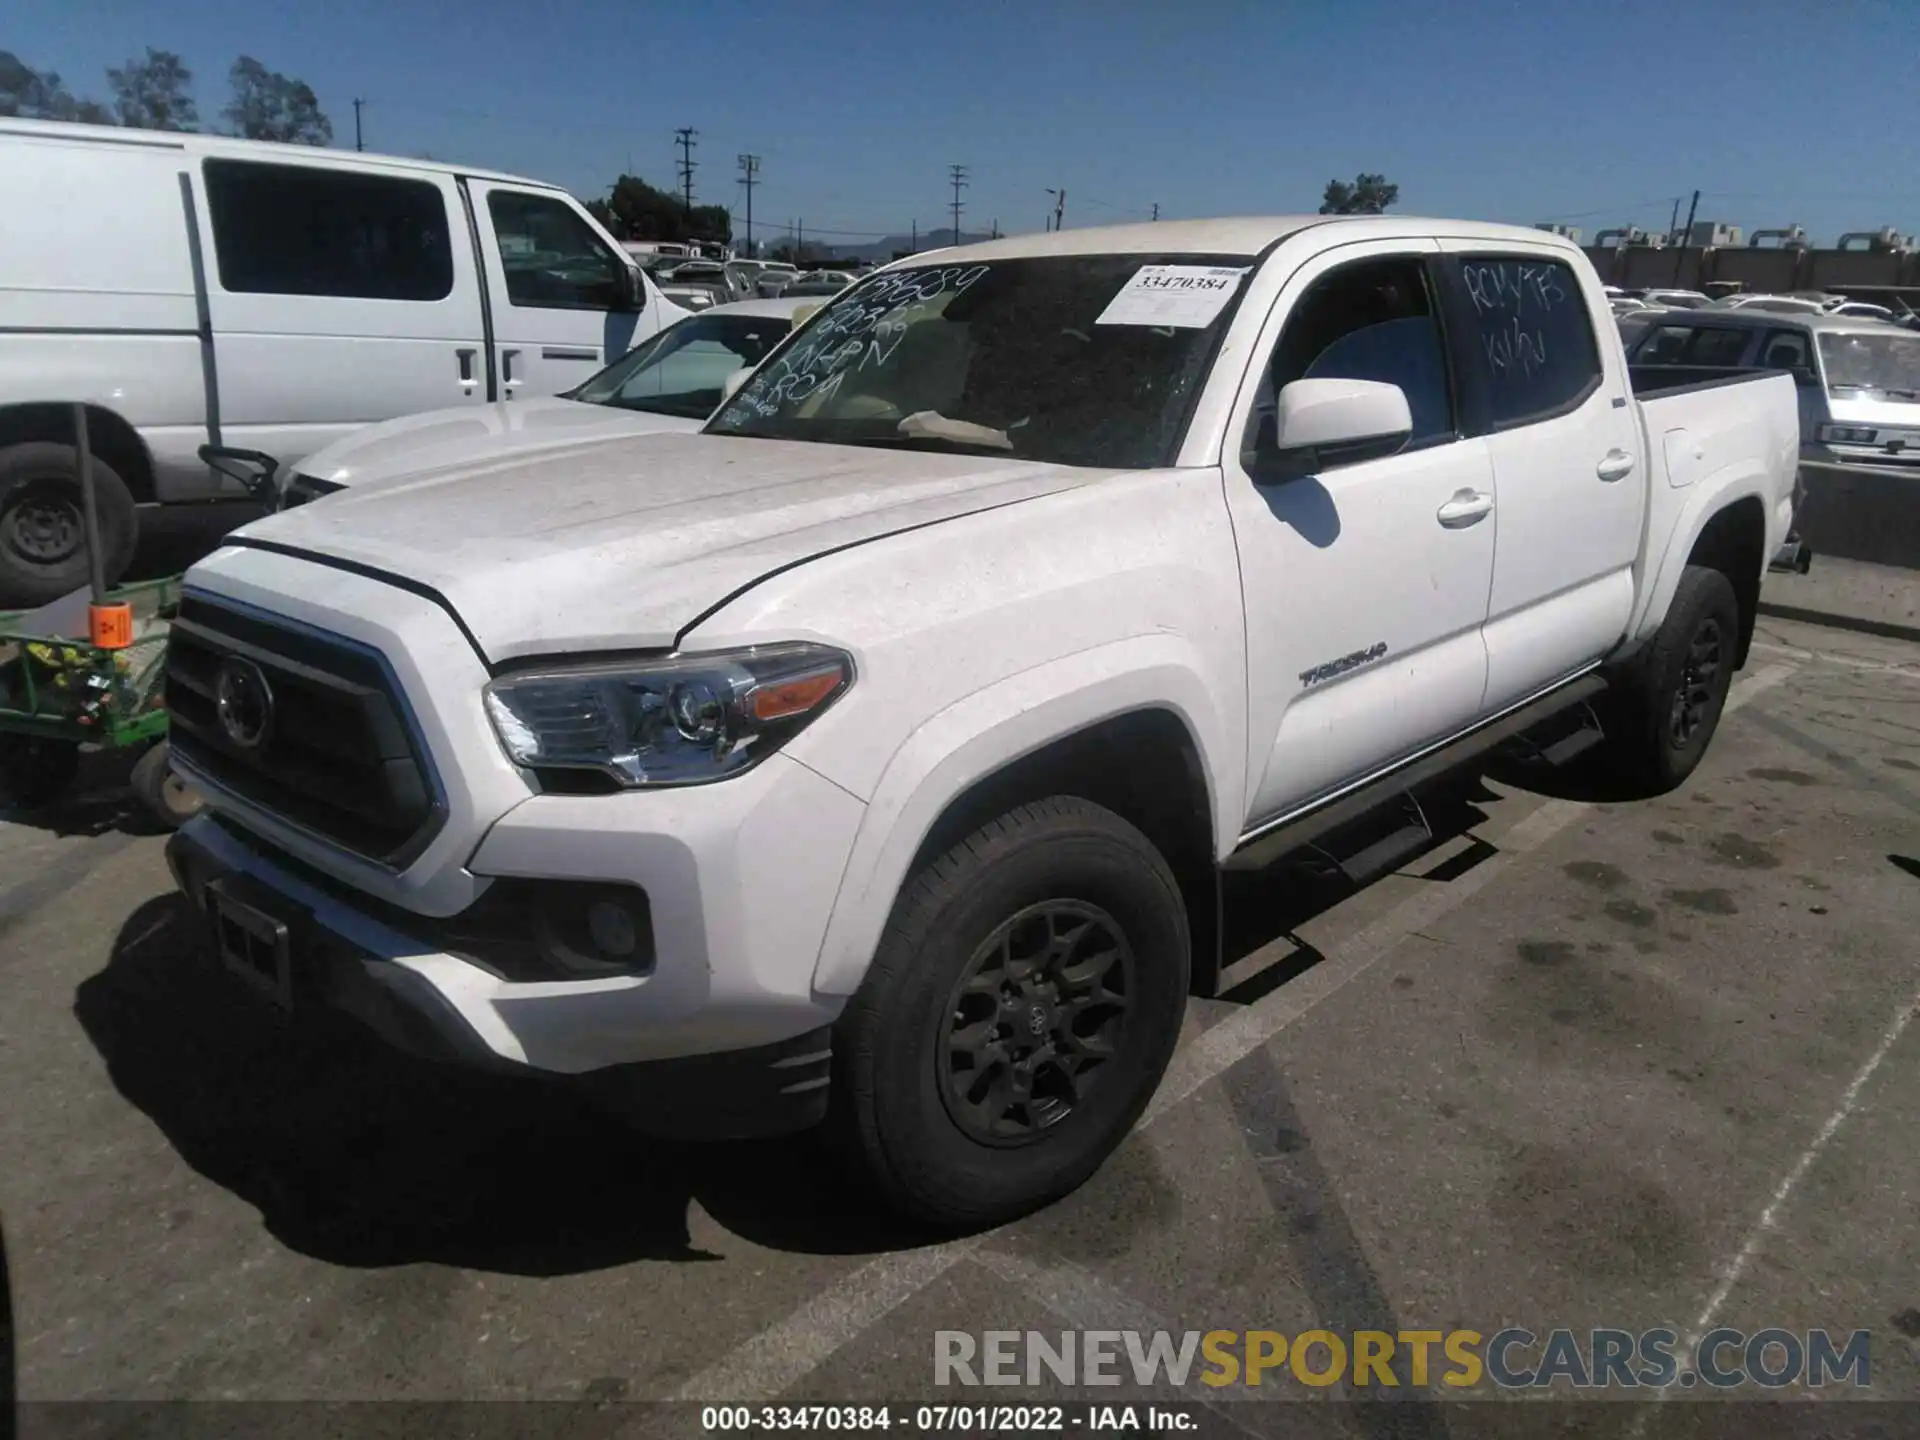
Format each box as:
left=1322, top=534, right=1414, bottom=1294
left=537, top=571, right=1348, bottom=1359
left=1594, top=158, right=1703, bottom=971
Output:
left=165, top=751, right=864, bottom=1139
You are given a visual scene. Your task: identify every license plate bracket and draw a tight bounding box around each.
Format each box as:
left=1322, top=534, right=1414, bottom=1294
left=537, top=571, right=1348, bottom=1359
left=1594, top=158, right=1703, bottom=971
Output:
left=206, top=878, right=295, bottom=1012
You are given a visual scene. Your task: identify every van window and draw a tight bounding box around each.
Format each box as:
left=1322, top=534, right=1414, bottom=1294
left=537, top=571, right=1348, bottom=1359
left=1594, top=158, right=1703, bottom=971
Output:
left=486, top=191, right=625, bottom=310
left=1263, top=256, right=1454, bottom=449
left=1456, top=257, right=1602, bottom=428
left=203, top=159, right=453, bottom=302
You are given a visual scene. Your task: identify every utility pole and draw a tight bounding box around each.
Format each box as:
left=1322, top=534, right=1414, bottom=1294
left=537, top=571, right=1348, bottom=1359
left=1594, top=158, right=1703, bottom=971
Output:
left=737, top=153, right=760, bottom=255
left=1151, top=202, right=1159, bottom=222
left=1667, top=196, right=1681, bottom=244
left=990, top=218, right=999, bottom=239
left=948, top=164, right=968, bottom=245
left=910, top=219, right=917, bottom=253
left=1045, top=188, right=1066, bottom=233
left=674, top=128, right=697, bottom=214
left=797, top=217, right=804, bottom=258
left=352, top=99, right=363, bottom=151
left=1673, top=188, right=1700, bottom=285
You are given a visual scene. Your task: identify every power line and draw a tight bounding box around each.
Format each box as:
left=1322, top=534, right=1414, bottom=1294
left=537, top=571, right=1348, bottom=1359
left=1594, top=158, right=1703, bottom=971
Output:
left=737, top=153, right=760, bottom=254
left=675, top=127, right=697, bottom=211
left=949, top=164, right=968, bottom=243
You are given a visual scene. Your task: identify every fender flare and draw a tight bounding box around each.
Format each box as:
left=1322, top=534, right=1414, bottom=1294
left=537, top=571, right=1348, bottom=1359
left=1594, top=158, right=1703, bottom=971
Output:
left=1627, top=469, right=1783, bottom=649
left=807, top=635, right=1240, bottom=997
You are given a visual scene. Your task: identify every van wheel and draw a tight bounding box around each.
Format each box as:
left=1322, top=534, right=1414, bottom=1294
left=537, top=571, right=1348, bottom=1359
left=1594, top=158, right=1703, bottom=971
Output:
left=831, top=797, right=1190, bottom=1231
left=0, top=443, right=140, bottom=609
left=1602, top=564, right=1740, bottom=794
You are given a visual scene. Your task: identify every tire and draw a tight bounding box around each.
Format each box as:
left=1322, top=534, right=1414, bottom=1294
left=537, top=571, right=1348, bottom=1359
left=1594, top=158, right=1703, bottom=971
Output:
left=131, top=741, right=204, bottom=830
left=0, top=442, right=140, bottom=610
left=831, top=796, right=1191, bottom=1231
left=1600, top=564, right=1740, bottom=794
left=0, top=734, right=80, bottom=809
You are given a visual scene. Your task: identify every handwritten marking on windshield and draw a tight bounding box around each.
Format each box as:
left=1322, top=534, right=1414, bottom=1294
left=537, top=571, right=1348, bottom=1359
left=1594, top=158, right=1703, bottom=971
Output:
left=726, top=264, right=991, bottom=423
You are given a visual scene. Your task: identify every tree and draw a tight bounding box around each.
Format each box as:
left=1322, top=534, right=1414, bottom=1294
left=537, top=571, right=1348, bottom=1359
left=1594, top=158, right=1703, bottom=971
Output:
left=593, top=174, right=731, bottom=244
left=223, top=56, right=332, bottom=144
left=0, top=50, right=112, bottom=122
left=1319, top=173, right=1399, bottom=215
left=107, top=48, right=198, bottom=131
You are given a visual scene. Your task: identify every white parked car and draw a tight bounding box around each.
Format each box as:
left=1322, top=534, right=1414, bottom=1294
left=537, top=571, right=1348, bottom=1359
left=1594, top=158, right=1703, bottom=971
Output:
left=277, top=298, right=819, bottom=505
left=1636, top=288, right=1711, bottom=309
left=0, top=118, right=688, bottom=605
left=164, top=216, right=1797, bottom=1227
left=1707, top=293, right=1831, bottom=315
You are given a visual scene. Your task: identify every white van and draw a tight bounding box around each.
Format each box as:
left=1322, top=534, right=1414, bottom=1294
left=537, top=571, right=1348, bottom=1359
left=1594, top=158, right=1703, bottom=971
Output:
left=0, top=119, right=688, bottom=605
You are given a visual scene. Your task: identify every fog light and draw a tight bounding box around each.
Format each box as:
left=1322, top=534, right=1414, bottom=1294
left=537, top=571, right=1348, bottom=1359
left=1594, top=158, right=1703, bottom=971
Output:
left=586, top=898, right=640, bottom=960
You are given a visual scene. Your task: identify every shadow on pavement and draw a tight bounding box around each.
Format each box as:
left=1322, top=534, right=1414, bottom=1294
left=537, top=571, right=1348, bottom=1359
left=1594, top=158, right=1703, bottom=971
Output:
left=72, top=894, right=929, bottom=1276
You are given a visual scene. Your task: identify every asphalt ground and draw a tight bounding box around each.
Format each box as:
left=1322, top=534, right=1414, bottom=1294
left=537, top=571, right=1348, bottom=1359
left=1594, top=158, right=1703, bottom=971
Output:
left=2, top=515, right=1918, bottom=1436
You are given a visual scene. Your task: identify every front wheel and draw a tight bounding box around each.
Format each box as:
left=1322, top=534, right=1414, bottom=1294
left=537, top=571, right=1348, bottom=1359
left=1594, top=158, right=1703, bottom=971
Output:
left=0, top=442, right=140, bottom=609
left=1600, top=564, right=1740, bottom=794
left=831, top=797, right=1190, bottom=1231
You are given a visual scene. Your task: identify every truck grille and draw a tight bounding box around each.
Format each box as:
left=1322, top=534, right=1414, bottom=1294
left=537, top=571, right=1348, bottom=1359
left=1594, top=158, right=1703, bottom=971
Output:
left=165, top=595, right=442, bottom=866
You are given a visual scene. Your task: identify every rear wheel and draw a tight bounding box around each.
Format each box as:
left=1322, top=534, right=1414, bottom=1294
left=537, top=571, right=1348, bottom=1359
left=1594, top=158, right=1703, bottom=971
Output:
left=1600, top=564, right=1740, bottom=794
left=0, top=442, right=140, bottom=609
left=0, top=734, right=81, bottom=809
left=831, top=797, right=1190, bottom=1231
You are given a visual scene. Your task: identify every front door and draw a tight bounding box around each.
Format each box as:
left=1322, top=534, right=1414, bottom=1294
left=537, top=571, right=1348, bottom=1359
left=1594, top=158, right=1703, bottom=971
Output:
left=465, top=182, right=664, bottom=401
left=1228, top=241, right=1498, bottom=826
left=1438, top=246, right=1646, bottom=709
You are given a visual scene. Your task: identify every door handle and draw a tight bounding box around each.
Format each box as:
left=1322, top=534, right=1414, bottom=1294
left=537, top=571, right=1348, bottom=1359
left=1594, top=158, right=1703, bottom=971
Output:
left=502, top=348, right=522, bottom=393
left=456, top=348, right=477, bottom=390
left=1436, top=489, right=1494, bottom=528
left=1597, top=448, right=1636, bottom=482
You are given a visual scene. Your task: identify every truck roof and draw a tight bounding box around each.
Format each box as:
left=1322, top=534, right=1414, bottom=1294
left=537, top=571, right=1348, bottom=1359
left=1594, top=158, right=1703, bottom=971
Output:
left=0, top=117, right=566, bottom=192
left=896, top=215, right=1586, bottom=264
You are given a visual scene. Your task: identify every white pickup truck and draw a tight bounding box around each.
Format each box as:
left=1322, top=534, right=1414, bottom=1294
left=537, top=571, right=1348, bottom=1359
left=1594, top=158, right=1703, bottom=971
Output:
left=162, top=217, right=1798, bottom=1229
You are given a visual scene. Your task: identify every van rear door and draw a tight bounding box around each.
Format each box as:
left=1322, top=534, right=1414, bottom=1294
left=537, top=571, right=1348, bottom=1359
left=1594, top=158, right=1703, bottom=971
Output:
left=464, top=182, right=663, bottom=402
left=195, top=156, right=487, bottom=473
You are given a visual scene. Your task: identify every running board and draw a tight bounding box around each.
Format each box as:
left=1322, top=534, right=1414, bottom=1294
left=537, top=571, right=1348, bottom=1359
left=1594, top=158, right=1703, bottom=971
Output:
left=1503, top=699, right=1607, bottom=769
left=1225, top=672, right=1609, bottom=874
left=1332, top=795, right=1434, bottom=887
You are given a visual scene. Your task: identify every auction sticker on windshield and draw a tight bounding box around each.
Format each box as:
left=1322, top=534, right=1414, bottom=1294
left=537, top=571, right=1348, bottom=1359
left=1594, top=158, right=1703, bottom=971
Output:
left=1096, top=265, right=1250, bottom=329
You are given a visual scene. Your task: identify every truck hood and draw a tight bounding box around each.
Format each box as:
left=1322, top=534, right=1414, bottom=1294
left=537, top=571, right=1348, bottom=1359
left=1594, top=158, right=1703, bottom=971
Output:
left=293, top=397, right=701, bottom=489
left=229, top=432, right=1118, bottom=662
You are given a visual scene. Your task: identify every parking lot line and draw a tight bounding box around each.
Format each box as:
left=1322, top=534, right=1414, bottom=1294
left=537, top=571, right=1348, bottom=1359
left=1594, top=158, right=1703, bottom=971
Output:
left=667, top=660, right=1798, bottom=1404
left=1636, top=978, right=1920, bottom=1420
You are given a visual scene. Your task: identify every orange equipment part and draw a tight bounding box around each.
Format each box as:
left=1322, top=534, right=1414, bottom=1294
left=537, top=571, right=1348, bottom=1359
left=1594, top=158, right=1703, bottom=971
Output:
left=88, top=602, right=134, bottom=650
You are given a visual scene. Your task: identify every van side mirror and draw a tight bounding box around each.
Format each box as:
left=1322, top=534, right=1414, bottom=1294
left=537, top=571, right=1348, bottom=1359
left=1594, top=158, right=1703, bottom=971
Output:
left=615, top=264, right=645, bottom=312
left=1242, top=378, right=1413, bottom=482
left=721, top=368, right=754, bottom=401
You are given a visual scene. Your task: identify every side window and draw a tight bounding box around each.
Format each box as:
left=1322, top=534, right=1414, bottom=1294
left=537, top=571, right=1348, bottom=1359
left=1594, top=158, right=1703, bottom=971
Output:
left=1757, top=329, right=1810, bottom=371
left=486, top=191, right=624, bottom=310
left=1638, top=325, right=1696, bottom=365
left=1457, top=257, right=1602, bottom=428
left=203, top=159, right=453, bottom=301
left=1684, top=327, right=1755, bottom=366
left=1263, top=257, right=1455, bottom=449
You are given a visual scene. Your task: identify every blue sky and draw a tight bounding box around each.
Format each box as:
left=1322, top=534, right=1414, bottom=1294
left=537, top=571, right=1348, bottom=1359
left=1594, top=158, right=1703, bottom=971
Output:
left=15, top=0, right=1919, bottom=247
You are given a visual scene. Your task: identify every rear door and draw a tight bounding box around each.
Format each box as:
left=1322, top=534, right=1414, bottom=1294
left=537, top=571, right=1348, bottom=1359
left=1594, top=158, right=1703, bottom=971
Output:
left=196, top=155, right=486, bottom=475
left=465, top=182, right=664, bottom=401
left=1437, top=245, right=1646, bottom=710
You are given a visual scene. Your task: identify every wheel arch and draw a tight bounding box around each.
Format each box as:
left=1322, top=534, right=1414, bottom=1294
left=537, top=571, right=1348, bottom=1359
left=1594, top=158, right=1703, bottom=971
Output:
left=1684, top=495, right=1767, bottom=668
left=0, top=402, right=157, bottom=504
left=808, top=645, right=1238, bottom=1001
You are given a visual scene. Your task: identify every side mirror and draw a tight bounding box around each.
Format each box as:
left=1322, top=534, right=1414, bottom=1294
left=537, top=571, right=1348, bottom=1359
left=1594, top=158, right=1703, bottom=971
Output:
left=1243, top=378, right=1413, bottom=482
left=614, top=264, right=645, bottom=311
left=721, top=368, right=754, bottom=402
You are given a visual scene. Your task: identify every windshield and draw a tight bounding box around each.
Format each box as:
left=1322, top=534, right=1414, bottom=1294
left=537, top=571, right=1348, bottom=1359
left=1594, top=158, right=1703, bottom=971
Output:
left=1818, top=331, right=1920, bottom=400
left=705, top=253, right=1254, bottom=468
left=572, top=312, right=794, bottom=417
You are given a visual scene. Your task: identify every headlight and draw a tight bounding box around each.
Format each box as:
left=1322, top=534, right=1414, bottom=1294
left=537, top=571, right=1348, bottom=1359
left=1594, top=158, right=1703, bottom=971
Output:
left=1818, top=423, right=1877, bottom=445
left=483, top=643, right=853, bottom=788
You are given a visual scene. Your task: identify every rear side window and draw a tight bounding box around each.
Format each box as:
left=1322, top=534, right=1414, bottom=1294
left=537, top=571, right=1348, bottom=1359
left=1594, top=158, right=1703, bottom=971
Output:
left=1457, top=257, right=1602, bottom=428
left=204, top=159, right=453, bottom=302
left=1685, top=327, right=1754, bottom=366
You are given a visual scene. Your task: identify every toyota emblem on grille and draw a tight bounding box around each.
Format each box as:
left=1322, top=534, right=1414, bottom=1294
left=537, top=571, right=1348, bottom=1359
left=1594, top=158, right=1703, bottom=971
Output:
left=214, top=657, right=274, bottom=750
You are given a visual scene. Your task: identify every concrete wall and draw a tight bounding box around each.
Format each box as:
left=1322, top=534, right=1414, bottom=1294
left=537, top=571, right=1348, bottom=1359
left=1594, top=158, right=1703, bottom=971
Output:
left=1795, top=463, right=1920, bottom=570
left=1583, top=244, right=1920, bottom=299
